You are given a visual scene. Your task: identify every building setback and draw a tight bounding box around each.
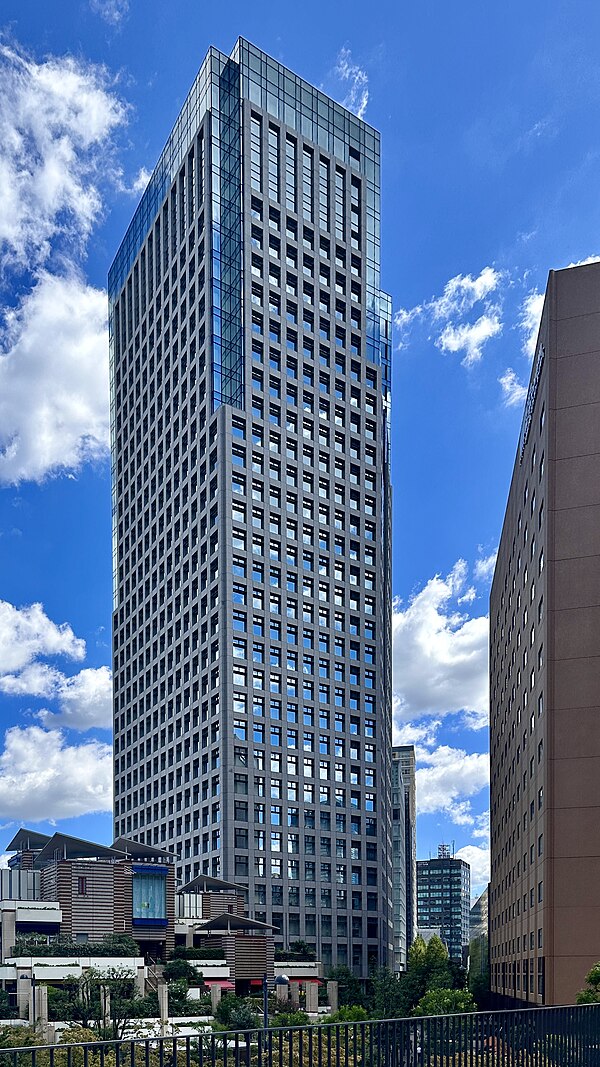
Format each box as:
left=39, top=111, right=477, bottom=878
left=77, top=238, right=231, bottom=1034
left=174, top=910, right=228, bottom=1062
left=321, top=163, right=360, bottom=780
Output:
left=109, top=38, right=393, bottom=974
left=391, top=744, right=416, bottom=970
left=489, top=262, right=600, bottom=1006
left=417, top=847, right=470, bottom=963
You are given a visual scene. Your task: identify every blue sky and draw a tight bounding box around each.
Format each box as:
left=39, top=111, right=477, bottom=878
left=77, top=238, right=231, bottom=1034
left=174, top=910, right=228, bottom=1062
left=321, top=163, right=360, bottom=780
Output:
left=1, top=0, right=599, bottom=898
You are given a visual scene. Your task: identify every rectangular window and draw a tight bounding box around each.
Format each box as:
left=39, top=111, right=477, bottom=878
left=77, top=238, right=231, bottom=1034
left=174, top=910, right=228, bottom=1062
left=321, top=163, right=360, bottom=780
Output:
left=319, top=159, right=329, bottom=230
left=268, top=125, right=279, bottom=202
left=302, top=147, right=313, bottom=221
left=335, top=168, right=345, bottom=240
left=285, top=137, right=296, bottom=213
left=250, top=116, right=262, bottom=192
left=132, top=869, right=167, bottom=924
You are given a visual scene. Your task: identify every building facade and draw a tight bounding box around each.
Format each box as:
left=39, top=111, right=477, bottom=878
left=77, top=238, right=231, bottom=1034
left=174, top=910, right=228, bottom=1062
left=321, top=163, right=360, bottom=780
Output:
left=417, top=847, right=470, bottom=963
left=489, top=262, right=600, bottom=1006
left=109, top=38, right=393, bottom=973
left=391, top=744, right=416, bottom=971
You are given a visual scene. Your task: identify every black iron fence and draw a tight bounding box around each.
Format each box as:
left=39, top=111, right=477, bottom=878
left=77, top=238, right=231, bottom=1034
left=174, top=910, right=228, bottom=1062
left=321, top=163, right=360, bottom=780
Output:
left=1, top=1004, right=600, bottom=1067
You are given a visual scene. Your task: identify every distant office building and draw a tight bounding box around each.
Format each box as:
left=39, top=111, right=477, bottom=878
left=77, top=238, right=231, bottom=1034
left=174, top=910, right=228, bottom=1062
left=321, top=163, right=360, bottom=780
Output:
left=470, top=885, right=489, bottom=940
left=489, top=262, right=600, bottom=1005
left=417, top=846, right=470, bottom=962
left=109, top=38, right=394, bottom=974
left=393, top=746, right=417, bottom=955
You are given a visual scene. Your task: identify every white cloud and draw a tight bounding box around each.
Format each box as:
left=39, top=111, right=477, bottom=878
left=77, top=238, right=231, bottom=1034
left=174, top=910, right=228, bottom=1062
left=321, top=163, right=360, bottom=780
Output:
left=499, top=367, right=528, bottom=408
left=0, top=600, right=111, bottom=731
left=394, top=266, right=504, bottom=365
left=0, top=42, right=126, bottom=270
left=438, top=312, right=502, bottom=367
left=128, top=165, right=151, bottom=197
left=0, top=272, right=109, bottom=485
left=474, top=550, right=498, bottom=584
left=89, top=0, right=130, bottom=26
left=518, top=290, right=544, bottom=359
left=455, top=844, right=490, bottom=895
left=334, top=48, right=369, bottom=120
left=565, top=254, right=600, bottom=269
left=416, top=745, right=489, bottom=826
left=392, top=561, right=489, bottom=730
left=429, top=267, right=503, bottom=321
left=0, top=726, right=112, bottom=821
left=39, top=666, right=113, bottom=730
left=0, top=600, right=84, bottom=674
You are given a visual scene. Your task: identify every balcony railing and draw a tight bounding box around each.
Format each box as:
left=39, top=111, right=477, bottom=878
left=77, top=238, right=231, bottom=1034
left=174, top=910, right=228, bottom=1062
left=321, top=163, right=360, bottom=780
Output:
left=1, top=1004, right=599, bottom=1067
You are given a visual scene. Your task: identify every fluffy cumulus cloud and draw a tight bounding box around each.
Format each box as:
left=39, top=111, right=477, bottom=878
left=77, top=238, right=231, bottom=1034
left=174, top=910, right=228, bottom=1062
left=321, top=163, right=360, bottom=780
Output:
left=0, top=599, right=84, bottom=674
left=455, top=844, right=490, bottom=896
left=0, top=599, right=112, bottom=730
left=394, top=265, right=504, bottom=367
left=0, top=42, right=126, bottom=270
left=473, top=549, right=498, bottom=584
left=0, top=272, right=110, bottom=484
left=0, top=40, right=128, bottom=484
left=416, top=745, right=489, bottom=826
left=333, top=47, right=369, bottom=119
left=392, top=560, right=489, bottom=730
left=0, top=726, right=112, bottom=821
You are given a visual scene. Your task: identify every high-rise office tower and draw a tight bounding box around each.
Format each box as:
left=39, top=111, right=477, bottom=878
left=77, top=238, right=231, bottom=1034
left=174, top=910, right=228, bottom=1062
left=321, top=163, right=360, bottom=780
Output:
left=109, top=39, right=393, bottom=973
left=489, top=262, right=600, bottom=1005
left=417, top=847, right=470, bottom=963
left=392, top=745, right=416, bottom=954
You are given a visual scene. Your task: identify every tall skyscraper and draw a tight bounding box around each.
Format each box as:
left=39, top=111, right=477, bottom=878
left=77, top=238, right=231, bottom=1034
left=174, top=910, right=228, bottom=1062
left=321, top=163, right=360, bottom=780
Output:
left=392, top=745, right=417, bottom=955
left=109, top=38, right=393, bottom=974
left=417, top=846, right=470, bottom=963
left=489, top=262, right=600, bottom=1006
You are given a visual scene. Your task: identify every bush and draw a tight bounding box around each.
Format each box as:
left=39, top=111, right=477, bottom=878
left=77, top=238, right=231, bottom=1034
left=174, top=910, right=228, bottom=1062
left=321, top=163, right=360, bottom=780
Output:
left=214, top=994, right=259, bottom=1031
left=270, top=1010, right=310, bottom=1028
left=412, top=987, right=476, bottom=1016
left=171, top=946, right=225, bottom=961
left=13, top=934, right=141, bottom=958
left=162, top=959, right=204, bottom=984
left=322, top=1005, right=369, bottom=1023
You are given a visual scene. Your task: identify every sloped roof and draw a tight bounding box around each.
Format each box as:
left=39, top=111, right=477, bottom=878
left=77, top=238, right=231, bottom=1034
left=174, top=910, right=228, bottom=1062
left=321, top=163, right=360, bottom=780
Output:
left=33, top=833, right=127, bottom=868
left=113, top=837, right=175, bottom=861
left=5, top=828, right=52, bottom=853
left=200, top=913, right=277, bottom=932
left=178, top=874, right=244, bottom=893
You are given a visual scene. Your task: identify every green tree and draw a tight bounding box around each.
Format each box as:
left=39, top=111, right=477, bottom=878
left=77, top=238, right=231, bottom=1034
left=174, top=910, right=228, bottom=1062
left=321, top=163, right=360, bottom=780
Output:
left=326, top=965, right=364, bottom=1008
left=412, top=987, right=476, bottom=1016
left=576, top=962, right=600, bottom=1003
left=162, top=958, right=204, bottom=984
left=369, top=968, right=404, bottom=1019
left=214, top=994, right=259, bottom=1031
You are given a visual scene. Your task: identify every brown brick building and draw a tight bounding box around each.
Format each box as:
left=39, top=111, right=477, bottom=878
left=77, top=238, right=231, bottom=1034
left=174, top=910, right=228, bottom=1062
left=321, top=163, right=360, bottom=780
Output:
left=490, top=261, right=600, bottom=1005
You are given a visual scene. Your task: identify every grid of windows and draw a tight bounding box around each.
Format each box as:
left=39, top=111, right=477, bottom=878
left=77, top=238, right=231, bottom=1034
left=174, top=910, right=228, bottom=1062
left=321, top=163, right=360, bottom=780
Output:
left=109, top=39, right=392, bottom=977
left=489, top=353, right=548, bottom=1004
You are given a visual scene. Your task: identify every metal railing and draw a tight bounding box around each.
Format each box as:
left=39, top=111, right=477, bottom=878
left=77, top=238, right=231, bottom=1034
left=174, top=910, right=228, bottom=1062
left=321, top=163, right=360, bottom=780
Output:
left=1, top=1004, right=600, bottom=1067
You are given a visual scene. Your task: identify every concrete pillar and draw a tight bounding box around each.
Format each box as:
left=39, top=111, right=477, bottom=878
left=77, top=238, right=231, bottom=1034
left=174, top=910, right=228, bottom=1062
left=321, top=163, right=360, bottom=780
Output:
left=185, top=927, right=194, bottom=948
left=1, top=910, right=16, bottom=964
left=37, top=985, right=49, bottom=1042
left=17, top=975, right=31, bottom=1020
left=327, top=981, right=338, bottom=1014
left=158, top=982, right=169, bottom=1035
left=276, top=981, right=289, bottom=1004
left=134, top=966, right=146, bottom=996
left=305, top=982, right=318, bottom=1013
left=210, top=983, right=222, bottom=1014
left=100, top=986, right=111, bottom=1029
